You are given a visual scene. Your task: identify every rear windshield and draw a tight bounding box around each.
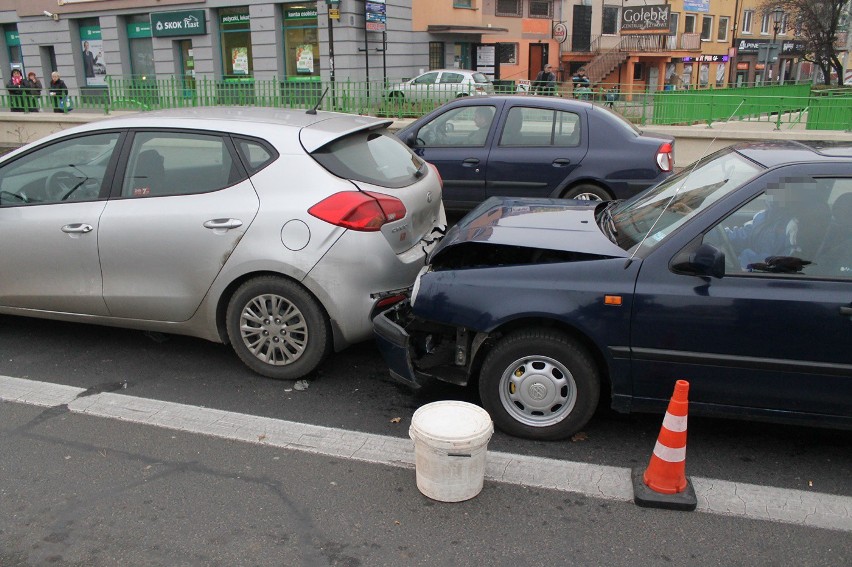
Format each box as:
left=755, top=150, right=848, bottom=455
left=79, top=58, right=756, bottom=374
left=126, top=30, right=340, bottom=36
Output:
left=311, top=130, right=426, bottom=189
left=472, top=73, right=491, bottom=84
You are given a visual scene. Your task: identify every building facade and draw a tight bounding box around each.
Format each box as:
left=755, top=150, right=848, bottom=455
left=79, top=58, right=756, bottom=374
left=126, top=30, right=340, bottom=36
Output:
left=0, top=0, right=834, bottom=100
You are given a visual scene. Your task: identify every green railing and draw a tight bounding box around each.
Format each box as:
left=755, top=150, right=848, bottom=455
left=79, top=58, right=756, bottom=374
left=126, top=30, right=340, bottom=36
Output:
left=4, top=76, right=851, bottom=132
left=651, top=84, right=812, bottom=127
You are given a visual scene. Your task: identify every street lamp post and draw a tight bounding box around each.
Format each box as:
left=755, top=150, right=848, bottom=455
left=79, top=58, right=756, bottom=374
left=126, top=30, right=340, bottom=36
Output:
left=762, top=8, right=785, bottom=85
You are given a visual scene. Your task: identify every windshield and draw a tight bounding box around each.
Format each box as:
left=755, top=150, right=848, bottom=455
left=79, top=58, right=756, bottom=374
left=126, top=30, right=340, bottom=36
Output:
left=604, top=148, right=763, bottom=252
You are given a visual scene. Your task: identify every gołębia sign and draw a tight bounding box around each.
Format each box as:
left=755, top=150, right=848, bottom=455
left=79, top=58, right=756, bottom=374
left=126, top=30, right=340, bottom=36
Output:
left=620, top=5, right=671, bottom=33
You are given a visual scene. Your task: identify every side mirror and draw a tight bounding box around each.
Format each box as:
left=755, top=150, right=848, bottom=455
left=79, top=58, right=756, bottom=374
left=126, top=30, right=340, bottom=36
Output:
left=400, top=132, right=416, bottom=147
left=671, top=243, right=725, bottom=279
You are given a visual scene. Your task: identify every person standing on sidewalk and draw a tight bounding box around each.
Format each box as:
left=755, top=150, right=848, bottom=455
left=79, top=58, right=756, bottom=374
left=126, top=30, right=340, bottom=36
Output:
left=48, top=71, right=69, bottom=113
left=6, top=68, right=27, bottom=112
left=24, top=71, right=42, bottom=112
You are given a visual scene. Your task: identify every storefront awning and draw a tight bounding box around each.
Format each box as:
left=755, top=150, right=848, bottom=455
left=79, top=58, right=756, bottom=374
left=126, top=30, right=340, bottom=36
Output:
left=427, top=25, right=509, bottom=34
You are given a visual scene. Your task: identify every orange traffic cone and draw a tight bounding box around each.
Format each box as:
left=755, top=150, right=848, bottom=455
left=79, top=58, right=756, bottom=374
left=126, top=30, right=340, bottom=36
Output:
left=632, top=379, right=697, bottom=511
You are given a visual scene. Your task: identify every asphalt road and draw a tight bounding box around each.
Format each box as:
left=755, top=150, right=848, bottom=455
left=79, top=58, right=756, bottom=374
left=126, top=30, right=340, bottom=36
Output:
left=1, top=311, right=851, bottom=566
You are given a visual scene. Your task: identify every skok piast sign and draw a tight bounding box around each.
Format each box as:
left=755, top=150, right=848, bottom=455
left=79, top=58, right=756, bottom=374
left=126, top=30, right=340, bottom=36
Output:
left=150, top=10, right=207, bottom=38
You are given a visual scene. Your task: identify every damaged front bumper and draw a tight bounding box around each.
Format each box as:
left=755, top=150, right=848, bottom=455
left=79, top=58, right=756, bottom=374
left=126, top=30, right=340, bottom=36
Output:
left=372, top=300, right=470, bottom=389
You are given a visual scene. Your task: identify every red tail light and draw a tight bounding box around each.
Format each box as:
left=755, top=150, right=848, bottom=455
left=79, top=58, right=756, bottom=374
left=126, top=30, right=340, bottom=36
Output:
left=656, top=142, right=674, bottom=173
left=309, top=191, right=406, bottom=232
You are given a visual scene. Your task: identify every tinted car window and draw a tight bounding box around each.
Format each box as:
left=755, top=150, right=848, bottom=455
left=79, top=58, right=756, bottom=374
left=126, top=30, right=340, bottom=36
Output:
left=472, top=73, right=491, bottom=84
left=121, top=131, right=237, bottom=197
left=441, top=72, right=464, bottom=84
left=413, top=72, right=439, bottom=85
left=418, top=106, right=497, bottom=148
left=713, top=177, right=851, bottom=277
left=311, top=130, right=425, bottom=188
left=235, top=137, right=277, bottom=174
left=499, top=107, right=581, bottom=147
left=0, top=132, right=120, bottom=206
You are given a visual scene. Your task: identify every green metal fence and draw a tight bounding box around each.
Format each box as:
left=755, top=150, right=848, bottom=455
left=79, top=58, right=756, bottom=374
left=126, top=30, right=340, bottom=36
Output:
left=3, top=75, right=851, bottom=132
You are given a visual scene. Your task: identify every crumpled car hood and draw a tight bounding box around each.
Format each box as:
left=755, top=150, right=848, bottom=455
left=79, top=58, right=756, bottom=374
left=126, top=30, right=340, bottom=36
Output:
left=432, top=197, right=630, bottom=260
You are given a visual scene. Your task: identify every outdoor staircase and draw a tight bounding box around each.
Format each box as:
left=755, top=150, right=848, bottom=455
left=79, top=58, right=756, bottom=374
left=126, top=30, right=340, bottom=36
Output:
left=584, top=47, right=629, bottom=85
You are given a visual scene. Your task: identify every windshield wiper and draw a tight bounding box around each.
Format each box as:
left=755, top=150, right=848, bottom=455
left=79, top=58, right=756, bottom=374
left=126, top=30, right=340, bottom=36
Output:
left=596, top=200, right=620, bottom=243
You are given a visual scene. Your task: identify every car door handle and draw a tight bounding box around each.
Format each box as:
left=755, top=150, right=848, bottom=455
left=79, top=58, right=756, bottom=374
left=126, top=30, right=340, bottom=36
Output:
left=61, top=223, right=93, bottom=234
left=203, top=218, right=243, bottom=230
left=462, top=158, right=480, bottom=167
left=841, top=306, right=852, bottom=316
left=552, top=158, right=571, bottom=166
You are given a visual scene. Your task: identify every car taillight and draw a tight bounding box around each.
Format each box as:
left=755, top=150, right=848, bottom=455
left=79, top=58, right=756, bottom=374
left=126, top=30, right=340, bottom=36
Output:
left=309, top=191, right=406, bottom=232
left=427, top=162, right=443, bottom=188
left=656, top=142, right=674, bottom=173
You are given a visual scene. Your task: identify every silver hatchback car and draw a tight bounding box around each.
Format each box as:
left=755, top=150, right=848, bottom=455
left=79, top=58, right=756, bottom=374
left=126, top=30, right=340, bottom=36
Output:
left=386, top=69, right=495, bottom=102
left=0, top=107, right=446, bottom=379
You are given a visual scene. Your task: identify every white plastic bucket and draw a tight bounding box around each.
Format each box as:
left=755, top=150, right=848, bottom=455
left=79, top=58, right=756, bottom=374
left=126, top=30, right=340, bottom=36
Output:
left=409, top=401, right=494, bottom=502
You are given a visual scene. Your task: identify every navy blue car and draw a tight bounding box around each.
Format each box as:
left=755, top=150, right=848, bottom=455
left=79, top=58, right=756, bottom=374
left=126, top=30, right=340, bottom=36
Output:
left=373, top=142, right=852, bottom=440
left=395, top=95, right=675, bottom=210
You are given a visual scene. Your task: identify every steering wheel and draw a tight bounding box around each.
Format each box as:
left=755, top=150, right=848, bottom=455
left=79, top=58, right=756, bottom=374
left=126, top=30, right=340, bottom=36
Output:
left=712, top=224, right=740, bottom=271
left=47, top=170, right=80, bottom=201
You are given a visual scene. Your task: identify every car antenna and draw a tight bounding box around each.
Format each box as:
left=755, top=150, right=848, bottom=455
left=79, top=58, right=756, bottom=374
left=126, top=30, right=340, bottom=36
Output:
left=306, top=88, right=329, bottom=115
left=623, top=98, right=746, bottom=270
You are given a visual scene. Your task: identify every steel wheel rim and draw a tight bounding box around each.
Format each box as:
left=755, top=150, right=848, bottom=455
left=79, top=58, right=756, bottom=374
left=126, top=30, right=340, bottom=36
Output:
left=239, top=294, right=308, bottom=366
left=498, top=355, right=577, bottom=428
left=573, top=192, right=603, bottom=201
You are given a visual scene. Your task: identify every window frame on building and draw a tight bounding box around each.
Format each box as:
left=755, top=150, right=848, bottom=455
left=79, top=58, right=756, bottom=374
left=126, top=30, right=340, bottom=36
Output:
left=700, top=15, right=714, bottom=41
left=717, top=16, right=730, bottom=42
left=528, top=1, right=553, bottom=19
left=684, top=13, right=696, bottom=34
left=497, top=42, right=518, bottom=65
left=602, top=5, right=620, bottom=35
left=429, top=42, right=445, bottom=70
left=741, top=10, right=753, bottom=34
left=495, top=0, right=522, bottom=17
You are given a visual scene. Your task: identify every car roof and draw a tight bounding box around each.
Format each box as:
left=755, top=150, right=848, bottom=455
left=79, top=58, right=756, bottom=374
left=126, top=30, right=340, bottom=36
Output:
left=734, top=141, right=852, bottom=167
left=442, top=94, right=595, bottom=109
left=13, top=107, right=392, bottom=155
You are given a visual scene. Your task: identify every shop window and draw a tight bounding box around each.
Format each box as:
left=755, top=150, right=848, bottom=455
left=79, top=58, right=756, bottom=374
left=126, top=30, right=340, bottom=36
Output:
left=220, top=7, right=253, bottom=79
left=497, top=43, right=517, bottom=65
left=127, top=15, right=155, bottom=78
left=283, top=4, right=319, bottom=79
left=79, top=18, right=107, bottom=87
left=3, top=25, right=22, bottom=72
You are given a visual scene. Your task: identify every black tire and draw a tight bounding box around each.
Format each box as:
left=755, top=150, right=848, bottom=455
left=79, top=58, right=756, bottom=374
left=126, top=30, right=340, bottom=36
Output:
left=479, top=330, right=600, bottom=440
left=387, top=91, right=404, bottom=100
left=563, top=184, right=612, bottom=202
left=226, top=276, right=330, bottom=380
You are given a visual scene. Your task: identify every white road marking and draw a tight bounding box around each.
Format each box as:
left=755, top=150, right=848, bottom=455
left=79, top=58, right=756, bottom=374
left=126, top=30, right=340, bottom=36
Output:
left=1, top=374, right=850, bottom=532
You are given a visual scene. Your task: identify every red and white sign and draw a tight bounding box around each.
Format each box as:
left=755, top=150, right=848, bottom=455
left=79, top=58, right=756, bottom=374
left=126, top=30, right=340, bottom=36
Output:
left=553, top=23, right=568, bottom=44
